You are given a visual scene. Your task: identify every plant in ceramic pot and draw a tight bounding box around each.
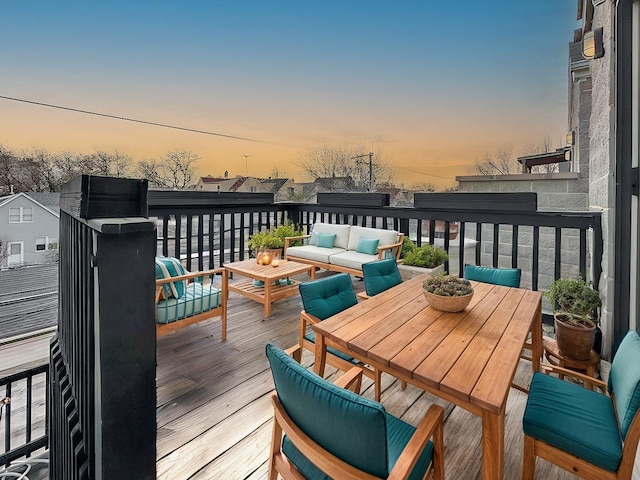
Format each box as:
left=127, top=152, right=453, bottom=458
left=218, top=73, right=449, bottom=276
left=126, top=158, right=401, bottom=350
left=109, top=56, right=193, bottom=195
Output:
left=545, top=278, right=602, bottom=361
left=398, top=242, right=449, bottom=281
left=422, top=273, right=474, bottom=312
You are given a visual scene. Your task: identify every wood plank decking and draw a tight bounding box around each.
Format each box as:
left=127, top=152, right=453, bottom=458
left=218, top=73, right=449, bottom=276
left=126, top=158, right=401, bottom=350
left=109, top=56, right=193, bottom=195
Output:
left=2, top=270, right=636, bottom=479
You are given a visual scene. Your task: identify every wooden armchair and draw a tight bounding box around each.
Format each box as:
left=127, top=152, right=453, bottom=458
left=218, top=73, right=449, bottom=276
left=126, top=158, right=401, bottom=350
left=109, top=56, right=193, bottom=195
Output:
left=155, top=257, right=228, bottom=339
left=266, top=343, right=444, bottom=480
left=357, top=257, right=403, bottom=301
left=292, top=273, right=383, bottom=401
left=522, top=330, right=640, bottom=479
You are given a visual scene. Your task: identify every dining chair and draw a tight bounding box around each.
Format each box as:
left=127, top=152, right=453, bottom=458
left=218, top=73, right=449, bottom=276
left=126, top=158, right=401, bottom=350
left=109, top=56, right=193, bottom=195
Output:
left=266, top=343, right=445, bottom=480
left=358, top=257, right=403, bottom=300
left=522, top=330, right=640, bottom=480
left=293, top=273, right=383, bottom=401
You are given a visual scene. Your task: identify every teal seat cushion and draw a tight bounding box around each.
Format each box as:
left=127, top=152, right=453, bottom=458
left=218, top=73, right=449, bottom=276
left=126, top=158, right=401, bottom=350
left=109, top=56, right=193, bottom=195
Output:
left=464, top=265, right=521, bottom=288
left=523, top=372, right=622, bottom=472
left=266, top=344, right=433, bottom=479
left=362, top=258, right=402, bottom=296
left=608, top=330, right=640, bottom=439
left=156, top=283, right=221, bottom=324
left=155, top=256, right=188, bottom=298
left=304, top=331, right=356, bottom=364
left=299, top=273, right=358, bottom=320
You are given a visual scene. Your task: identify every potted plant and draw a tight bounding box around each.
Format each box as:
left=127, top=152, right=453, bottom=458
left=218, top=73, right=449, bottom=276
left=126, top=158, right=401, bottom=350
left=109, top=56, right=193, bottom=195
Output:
left=397, top=240, right=449, bottom=281
left=545, top=278, right=602, bottom=361
left=422, top=273, right=474, bottom=312
left=248, top=222, right=304, bottom=257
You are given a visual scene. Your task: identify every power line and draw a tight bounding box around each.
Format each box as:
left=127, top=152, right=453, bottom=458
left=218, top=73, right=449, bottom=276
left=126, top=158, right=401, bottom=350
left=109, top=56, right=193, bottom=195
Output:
left=0, top=94, right=265, bottom=143
left=394, top=164, right=456, bottom=180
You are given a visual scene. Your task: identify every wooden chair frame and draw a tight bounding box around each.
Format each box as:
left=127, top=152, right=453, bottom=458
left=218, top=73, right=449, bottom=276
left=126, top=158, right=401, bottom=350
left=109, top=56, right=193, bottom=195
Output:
left=293, top=310, right=383, bottom=401
left=523, top=363, right=640, bottom=480
left=268, top=356, right=445, bottom=480
left=155, top=267, right=228, bottom=339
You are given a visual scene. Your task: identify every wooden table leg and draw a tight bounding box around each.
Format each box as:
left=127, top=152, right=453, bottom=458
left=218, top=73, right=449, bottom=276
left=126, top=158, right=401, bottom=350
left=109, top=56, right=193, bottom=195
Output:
left=314, top=334, right=327, bottom=377
left=531, top=301, right=542, bottom=373
left=482, top=409, right=505, bottom=480
left=264, top=281, right=272, bottom=317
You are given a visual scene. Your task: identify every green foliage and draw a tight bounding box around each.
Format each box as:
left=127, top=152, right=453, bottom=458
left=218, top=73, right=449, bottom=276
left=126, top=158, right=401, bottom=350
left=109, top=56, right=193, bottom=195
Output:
left=400, top=237, right=417, bottom=259
left=545, top=278, right=601, bottom=324
left=402, top=244, right=448, bottom=268
left=423, top=274, right=473, bottom=297
left=248, top=221, right=304, bottom=250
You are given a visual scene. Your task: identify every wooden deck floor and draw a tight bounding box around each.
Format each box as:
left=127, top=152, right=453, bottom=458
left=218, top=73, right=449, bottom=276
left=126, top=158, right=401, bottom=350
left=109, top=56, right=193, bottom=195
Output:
left=155, top=271, right=585, bottom=480
left=3, top=271, right=639, bottom=479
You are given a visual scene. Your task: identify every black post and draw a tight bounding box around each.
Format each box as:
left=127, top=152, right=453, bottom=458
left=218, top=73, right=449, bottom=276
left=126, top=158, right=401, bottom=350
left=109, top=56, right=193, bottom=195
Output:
left=51, top=175, right=156, bottom=480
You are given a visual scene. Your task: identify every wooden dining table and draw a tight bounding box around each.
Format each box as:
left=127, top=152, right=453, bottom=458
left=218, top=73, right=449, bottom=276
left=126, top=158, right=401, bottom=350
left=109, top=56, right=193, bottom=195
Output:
left=312, top=273, right=542, bottom=480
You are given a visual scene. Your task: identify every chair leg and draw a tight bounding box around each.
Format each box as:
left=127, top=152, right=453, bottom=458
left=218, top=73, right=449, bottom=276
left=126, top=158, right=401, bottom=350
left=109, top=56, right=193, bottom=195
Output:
left=401, top=380, right=407, bottom=390
left=522, top=434, right=536, bottom=480
left=268, top=417, right=283, bottom=480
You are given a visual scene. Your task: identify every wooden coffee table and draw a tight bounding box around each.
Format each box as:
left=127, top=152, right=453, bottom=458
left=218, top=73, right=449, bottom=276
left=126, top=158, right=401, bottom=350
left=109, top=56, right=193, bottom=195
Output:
left=225, top=259, right=314, bottom=317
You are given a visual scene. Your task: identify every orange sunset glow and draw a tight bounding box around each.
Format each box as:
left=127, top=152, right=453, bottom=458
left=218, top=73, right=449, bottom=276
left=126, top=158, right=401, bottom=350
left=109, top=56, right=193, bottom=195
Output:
left=1, top=2, right=577, bottom=189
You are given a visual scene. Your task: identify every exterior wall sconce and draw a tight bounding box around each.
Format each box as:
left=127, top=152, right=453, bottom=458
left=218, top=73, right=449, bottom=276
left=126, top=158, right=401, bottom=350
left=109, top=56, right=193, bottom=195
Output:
left=564, top=148, right=572, bottom=162
left=566, top=131, right=575, bottom=146
left=582, top=27, right=604, bottom=59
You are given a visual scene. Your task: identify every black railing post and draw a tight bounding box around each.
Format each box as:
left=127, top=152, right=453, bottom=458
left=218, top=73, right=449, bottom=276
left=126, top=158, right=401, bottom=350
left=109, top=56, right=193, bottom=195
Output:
left=52, top=175, right=156, bottom=480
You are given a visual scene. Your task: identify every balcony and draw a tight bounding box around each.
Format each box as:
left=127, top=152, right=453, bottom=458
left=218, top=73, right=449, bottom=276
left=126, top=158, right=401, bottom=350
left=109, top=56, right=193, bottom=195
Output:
left=2, top=176, right=629, bottom=479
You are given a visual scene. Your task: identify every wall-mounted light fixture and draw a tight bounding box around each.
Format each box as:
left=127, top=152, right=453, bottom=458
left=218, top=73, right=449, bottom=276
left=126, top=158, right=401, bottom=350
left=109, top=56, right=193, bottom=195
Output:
left=582, top=27, right=604, bottom=59
left=565, top=131, right=575, bottom=146
left=564, top=148, right=572, bottom=162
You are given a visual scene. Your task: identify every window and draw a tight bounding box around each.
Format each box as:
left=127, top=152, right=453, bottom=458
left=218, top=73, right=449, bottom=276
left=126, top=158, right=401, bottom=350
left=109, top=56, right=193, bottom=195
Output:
left=9, top=206, right=34, bottom=223
left=250, top=186, right=257, bottom=193
left=36, top=237, right=47, bottom=251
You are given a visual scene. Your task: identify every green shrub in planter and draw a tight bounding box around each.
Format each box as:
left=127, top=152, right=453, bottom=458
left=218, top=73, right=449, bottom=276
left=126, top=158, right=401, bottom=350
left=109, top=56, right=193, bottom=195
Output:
left=402, top=244, right=448, bottom=269
left=248, top=221, right=304, bottom=251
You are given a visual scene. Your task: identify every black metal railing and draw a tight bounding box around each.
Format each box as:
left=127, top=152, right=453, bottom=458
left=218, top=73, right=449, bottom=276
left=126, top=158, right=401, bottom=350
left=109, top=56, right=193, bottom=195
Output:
left=147, top=192, right=603, bottom=300
left=0, top=363, right=49, bottom=467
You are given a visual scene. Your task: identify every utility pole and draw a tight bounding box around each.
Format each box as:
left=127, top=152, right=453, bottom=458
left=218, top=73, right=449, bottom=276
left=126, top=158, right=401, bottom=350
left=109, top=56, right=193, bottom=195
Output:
left=351, top=152, right=374, bottom=191
left=243, top=155, right=250, bottom=176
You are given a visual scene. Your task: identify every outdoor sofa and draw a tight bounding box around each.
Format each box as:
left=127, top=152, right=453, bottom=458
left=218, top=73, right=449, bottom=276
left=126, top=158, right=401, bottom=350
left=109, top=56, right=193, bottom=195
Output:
left=283, top=222, right=404, bottom=277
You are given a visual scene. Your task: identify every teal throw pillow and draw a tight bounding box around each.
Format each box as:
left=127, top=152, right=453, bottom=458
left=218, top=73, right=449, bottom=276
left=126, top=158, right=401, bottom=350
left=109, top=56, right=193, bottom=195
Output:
left=356, top=237, right=380, bottom=255
left=316, top=232, right=337, bottom=248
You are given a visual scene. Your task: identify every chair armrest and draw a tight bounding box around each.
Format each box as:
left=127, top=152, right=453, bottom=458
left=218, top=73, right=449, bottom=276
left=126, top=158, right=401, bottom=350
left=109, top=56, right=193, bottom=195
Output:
left=377, top=238, right=404, bottom=260
left=388, top=404, right=444, bottom=480
left=540, top=363, right=607, bottom=392
left=333, top=367, right=363, bottom=393
left=301, top=311, right=321, bottom=326
left=284, top=235, right=311, bottom=252
left=155, top=267, right=227, bottom=286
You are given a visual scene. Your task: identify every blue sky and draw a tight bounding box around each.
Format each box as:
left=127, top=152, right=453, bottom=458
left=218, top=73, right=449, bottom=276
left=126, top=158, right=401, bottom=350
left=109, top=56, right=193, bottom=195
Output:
left=1, top=1, right=578, bottom=187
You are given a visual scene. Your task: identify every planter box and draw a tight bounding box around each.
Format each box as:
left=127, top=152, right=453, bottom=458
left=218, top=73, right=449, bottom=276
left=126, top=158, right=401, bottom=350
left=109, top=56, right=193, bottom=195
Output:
left=397, top=263, right=444, bottom=282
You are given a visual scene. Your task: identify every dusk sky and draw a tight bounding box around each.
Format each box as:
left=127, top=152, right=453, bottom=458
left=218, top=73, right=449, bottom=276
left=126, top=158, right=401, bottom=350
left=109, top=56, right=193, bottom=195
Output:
left=1, top=1, right=577, bottom=188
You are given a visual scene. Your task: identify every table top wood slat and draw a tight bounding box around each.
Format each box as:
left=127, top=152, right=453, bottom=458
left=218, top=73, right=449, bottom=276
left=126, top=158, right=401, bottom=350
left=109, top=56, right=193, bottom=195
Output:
left=225, top=259, right=311, bottom=281
left=439, top=288, right=526, bottom=403
left=470, top=289, right=541, bottom=413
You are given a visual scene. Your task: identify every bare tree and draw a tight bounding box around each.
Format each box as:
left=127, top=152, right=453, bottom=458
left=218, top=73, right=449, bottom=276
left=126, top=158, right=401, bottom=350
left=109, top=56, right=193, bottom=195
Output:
left=410, top=182, right=436, bottom=192
left=523, top=136, right=561, bottom=174
left=90, top=149, right=134, bottom=178
left=137, top=150, right=200, bottom=189
left=296, top=142, right=395, bottom=189
left=469, top=145, right=519, bottom=175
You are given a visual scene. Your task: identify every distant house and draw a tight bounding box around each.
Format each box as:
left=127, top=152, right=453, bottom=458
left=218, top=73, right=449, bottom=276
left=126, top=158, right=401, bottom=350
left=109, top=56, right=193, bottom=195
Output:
left=0, top=192, right=60, bottom=268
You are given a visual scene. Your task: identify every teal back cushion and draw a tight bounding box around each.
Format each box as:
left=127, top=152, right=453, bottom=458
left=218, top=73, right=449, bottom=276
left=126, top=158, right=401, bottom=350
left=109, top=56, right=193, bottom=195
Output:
left=316, top=232, right=337, bottom=248
left=609, top=330, right=640, bottom=439
left=362, top=258, right=402, bottom=296
left=464, top=265, right=521, bottom=288
left=266, top=343, right=389, bottom=477
left=299, top=273, right=358, bottom=320
left=155, top=256, right=187, bottom=298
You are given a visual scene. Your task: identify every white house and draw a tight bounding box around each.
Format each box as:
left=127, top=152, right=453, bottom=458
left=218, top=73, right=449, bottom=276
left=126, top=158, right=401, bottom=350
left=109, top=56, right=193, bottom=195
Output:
left=0, top=192, right=60, bottom=268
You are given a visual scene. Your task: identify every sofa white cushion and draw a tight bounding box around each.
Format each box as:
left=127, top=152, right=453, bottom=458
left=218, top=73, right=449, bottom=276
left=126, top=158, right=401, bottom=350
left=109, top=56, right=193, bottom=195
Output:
left=346, top=226, right=399, bottom=251
left=329, top=250, right=378, bottom=271
left=309, top=223, right=352, bottom=249
left=286, top=245, right=347, bottom=264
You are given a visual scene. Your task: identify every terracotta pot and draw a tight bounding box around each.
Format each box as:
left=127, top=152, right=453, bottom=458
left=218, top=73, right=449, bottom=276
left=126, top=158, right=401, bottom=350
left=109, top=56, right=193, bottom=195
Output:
left=553, top=313, right=596, bottom=361
left=422, top=289, right=473, bottom=312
